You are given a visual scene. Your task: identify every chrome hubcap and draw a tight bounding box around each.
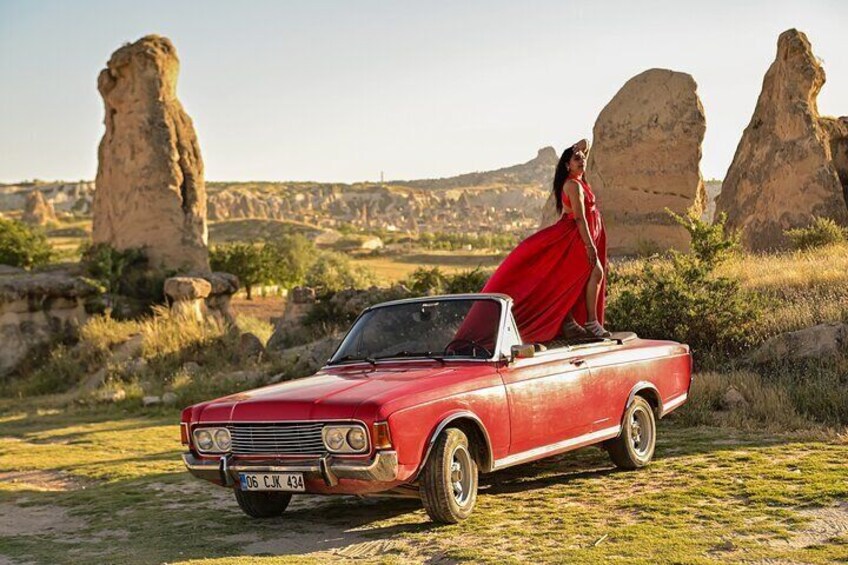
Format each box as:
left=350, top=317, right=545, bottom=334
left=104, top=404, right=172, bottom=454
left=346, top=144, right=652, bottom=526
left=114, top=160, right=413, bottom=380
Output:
left=630, top=407, right=653, bottom=458
left=450, top=445, right=472, bottom=506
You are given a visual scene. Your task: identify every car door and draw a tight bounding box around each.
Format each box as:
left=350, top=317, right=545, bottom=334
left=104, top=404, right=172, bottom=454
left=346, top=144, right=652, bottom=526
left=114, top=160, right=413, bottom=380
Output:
left=497, top=354, right=594, bottom=459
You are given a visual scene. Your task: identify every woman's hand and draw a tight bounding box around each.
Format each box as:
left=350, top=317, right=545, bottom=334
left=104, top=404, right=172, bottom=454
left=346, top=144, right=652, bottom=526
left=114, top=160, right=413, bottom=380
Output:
left=574, top=138, right=590, bottom=154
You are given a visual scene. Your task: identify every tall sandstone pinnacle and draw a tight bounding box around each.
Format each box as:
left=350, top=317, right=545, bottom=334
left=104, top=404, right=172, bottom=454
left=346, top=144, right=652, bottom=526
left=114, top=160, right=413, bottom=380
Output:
left=585, top=68, right=706, bottom=255
left=715, top=29, right=848, bottom=250
left=93, top=35, right=209, bottom=271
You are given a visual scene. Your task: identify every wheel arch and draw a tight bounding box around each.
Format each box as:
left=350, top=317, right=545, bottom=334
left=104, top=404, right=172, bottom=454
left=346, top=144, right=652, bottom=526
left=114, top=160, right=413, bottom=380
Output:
left=626, top=381, right=662, bottom=419
left=417, top=411, right=494, bottom=476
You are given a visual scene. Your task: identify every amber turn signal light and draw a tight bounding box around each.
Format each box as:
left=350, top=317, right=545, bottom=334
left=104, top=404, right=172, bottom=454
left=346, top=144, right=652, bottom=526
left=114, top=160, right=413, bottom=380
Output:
left=373, top=421, right=392, bottom=449
left=180, top=423, right=189, bottom=445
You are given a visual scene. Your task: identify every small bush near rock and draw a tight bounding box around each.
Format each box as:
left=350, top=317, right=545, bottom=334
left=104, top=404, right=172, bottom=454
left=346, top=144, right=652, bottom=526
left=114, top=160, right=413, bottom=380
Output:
left=784, top=217, right=847, bottom=250
left=606, top=211, right=762, bottom=358
left=0, top=217, right=52, bottom=269
left=80, top=243, right=166, bottom=315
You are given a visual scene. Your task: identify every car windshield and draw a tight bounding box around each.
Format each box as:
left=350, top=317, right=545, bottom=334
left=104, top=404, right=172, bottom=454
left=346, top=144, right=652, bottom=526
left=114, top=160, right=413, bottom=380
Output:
left=328, top=298, right=502, bottom=364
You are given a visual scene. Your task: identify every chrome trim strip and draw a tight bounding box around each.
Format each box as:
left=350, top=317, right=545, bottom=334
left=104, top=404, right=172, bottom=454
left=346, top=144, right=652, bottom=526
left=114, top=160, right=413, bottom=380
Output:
left=492, top=425, right=621, bottom=471
left=661, top=392, right=688, bottom=416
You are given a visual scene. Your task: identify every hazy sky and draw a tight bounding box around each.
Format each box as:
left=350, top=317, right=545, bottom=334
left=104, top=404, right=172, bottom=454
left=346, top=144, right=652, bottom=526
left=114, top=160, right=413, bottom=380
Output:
left=1, top=0, right=846, bottom=183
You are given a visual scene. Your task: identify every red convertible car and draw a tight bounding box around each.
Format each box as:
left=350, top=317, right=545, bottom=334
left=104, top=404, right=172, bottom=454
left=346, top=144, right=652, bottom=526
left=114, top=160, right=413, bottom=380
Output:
left=181, top=294, right=691, bottom=523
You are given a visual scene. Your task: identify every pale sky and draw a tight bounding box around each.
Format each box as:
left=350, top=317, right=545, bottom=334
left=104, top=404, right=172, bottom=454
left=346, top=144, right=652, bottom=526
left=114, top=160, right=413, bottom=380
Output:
left=1, top=0, right=846, bottom=183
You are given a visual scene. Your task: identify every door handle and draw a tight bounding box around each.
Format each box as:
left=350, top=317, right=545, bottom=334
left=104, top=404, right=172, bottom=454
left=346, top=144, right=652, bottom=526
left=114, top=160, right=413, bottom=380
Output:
left=570, top=358, right=586, bottom=367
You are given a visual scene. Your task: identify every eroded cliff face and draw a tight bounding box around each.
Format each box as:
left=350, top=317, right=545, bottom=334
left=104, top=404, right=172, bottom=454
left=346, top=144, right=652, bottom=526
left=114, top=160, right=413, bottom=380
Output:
left=715, top=29, right=848, bottom=250
left=585, top=68, right=706, bottom=254
left=93, top=35, right=209, bottom=271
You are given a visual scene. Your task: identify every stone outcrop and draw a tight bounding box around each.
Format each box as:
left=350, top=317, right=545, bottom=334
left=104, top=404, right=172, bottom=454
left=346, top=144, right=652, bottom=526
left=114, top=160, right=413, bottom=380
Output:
left=93, top=35, right=209, bottom=272
left=747, top=322, right=848, bottom=363
left=0, top=273, right=100, bottom=375
left=163, top=272, right=239, bottom=325
left=715, top=29, right=848, bottom=250
left=21, top=190, right=57, bottom=226
left=585, top=68, right=707, bottom=254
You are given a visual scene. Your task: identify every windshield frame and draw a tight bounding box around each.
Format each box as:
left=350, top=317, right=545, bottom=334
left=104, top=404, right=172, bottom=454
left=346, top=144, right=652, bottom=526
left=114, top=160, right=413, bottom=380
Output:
left=326, top=294, right=512, bottom=366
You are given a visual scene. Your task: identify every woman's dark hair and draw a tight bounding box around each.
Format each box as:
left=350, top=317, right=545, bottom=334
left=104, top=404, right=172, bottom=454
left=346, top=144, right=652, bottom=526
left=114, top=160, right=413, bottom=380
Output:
left=552, top=146, right=576, bottom=215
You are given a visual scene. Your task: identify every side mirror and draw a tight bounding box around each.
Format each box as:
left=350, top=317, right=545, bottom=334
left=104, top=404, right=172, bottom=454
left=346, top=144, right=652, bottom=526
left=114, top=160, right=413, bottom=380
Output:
left=510, top=343, right=535, bottom=361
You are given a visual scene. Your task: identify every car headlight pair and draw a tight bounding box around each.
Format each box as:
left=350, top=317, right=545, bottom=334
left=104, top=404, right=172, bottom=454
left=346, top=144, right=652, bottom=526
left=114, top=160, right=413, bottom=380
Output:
left=193, top=427, right=231, bottom=453
left=322, top=424, right=369, bottom=454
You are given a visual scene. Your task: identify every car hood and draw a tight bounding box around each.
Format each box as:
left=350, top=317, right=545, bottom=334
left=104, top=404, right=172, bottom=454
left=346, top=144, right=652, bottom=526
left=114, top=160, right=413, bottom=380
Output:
left=196, top=362, right=498, bottom=423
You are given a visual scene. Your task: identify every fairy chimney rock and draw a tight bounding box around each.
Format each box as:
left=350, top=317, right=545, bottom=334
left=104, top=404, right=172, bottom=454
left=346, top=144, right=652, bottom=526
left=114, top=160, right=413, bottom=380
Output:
left=93, top=35, right=209, bottom=271
left=22, top=191, right=57, bottom=226
left=585, top=68, right=706, bottom=255
left=715, top=29, right=848, bottom=250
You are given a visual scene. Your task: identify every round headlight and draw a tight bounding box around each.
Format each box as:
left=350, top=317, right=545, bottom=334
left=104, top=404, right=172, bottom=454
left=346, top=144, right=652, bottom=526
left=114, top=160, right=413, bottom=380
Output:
left=347, top=427, right=367, bottom=451
left=214, top=428, right=231, bottom=451
left=195, top=429, right=214, bottom=451
left=325, top=428, right=346, bottom=451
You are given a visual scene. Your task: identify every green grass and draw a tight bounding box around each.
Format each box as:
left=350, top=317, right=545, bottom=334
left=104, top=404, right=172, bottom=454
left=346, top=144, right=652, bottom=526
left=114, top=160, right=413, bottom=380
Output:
left=0, top=405, right=845, bottom=564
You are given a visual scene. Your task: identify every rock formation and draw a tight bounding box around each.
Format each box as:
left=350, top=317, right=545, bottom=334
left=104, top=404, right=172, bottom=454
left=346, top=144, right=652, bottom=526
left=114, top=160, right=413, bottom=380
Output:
left=21, top=191, right=57, bottom=225
left=715, top=29, right=848, bottom=250
left=585, top=68, right=707, bottom=254
left=0, top=273, right=100, bottom=376
left=93, top=35, right=209, bottom=271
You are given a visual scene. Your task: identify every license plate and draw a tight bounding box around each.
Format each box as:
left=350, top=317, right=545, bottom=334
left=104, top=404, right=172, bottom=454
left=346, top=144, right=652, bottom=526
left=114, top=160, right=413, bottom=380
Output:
left=238, top=472, right=305, bottom=492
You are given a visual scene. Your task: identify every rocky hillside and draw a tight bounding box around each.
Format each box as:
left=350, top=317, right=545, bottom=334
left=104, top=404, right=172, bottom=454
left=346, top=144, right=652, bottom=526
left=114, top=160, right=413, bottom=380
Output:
left=2, top=148, right=557, bottom=237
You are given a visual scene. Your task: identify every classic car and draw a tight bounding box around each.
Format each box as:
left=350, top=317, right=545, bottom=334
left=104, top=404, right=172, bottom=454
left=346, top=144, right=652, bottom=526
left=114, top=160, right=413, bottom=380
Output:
left=181, top=293, right=692, bottom=523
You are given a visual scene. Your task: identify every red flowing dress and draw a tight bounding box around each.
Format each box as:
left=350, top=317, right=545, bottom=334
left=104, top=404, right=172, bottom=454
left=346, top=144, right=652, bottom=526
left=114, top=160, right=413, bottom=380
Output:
left=481, top=174, right=607, bottom=343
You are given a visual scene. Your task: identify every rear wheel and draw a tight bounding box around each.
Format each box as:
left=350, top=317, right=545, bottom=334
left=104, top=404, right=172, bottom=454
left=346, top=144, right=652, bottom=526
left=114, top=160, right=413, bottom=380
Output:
left=606, top=396, right=656, bottom=470
left=234, top=489, right=292, bottom=518
left=420, top=428, right=478, bottom=523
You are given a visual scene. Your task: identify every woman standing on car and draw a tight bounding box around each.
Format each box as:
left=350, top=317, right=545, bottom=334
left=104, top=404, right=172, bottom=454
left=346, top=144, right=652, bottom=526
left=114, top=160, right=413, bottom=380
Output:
left=480, top=138, right=609, bottom=341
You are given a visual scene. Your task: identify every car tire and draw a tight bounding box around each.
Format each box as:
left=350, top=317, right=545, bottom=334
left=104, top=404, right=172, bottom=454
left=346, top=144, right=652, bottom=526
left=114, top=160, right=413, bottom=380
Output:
left=420, top=428, right=479, bottom=524
left=234, top=489, right=292, bottom=518
left=606, top=396, right=657, bottom=470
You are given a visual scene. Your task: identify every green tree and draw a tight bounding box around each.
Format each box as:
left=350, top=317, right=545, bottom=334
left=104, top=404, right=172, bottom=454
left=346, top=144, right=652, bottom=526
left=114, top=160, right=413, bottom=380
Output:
left=264, top=234, right=317, bottom=289
left=210, top=243, right=270, bottom=299
left=0, top=218, right=52, bottom=269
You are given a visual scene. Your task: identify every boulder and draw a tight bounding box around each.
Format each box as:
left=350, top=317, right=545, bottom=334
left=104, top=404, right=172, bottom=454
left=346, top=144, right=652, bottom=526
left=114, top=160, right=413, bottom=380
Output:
left=715, top=29, right=848, bottom=250
left=238, top=332, right=265, bottom=361
left=164, top=276, right=211, bottom=321
left=164, top=277, right=212, bottom=301
left=92, top=35, right=209, bottom=272
left=747, top=322, right=848, bottom=363
left=21, top=191, right=57, bottom=226
left=720, top=386, right=749, bottom=411
left=268, top=334, right=343, bottom=380
left=584, top=68, right=707, bottom=254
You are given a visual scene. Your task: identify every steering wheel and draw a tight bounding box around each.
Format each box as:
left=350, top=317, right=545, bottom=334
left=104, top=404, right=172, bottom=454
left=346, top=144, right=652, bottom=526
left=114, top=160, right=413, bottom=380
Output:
left=443, top=338, right=493, bottom=358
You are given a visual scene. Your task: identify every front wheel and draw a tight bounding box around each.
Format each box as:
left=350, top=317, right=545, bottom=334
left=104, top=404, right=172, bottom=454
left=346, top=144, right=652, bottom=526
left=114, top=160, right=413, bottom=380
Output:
left=234, top=489, right=292, bottom=518
left=606, top=396, right=656, bottom=469
left=420, top=428, right=479, bottom=523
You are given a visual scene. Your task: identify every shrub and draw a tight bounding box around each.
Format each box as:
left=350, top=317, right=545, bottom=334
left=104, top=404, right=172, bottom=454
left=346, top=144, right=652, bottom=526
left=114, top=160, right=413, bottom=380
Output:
left=0, top=218, right=52, bottom=268
left=403, top=266, right=491, bottom=295
left=80, top=243, right=165, bottom=315
left=445, top=267, right=491, bottom=294
left=606, top=211, right=762, bottom=358
left=784, top=217, right=847, bottom=250
left=304, top=251, right=376, bottom=292
left=404, top=267, right=448, bottom=294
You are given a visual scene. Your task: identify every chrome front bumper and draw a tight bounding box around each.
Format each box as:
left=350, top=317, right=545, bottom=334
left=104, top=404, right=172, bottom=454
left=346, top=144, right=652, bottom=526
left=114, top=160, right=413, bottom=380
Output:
left=182, top=451, right=399, bottom=487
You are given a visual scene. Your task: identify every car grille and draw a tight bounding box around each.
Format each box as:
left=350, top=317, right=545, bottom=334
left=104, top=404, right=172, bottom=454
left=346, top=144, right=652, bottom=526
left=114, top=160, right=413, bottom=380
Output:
left=229, top=422, right=327, bottom=456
